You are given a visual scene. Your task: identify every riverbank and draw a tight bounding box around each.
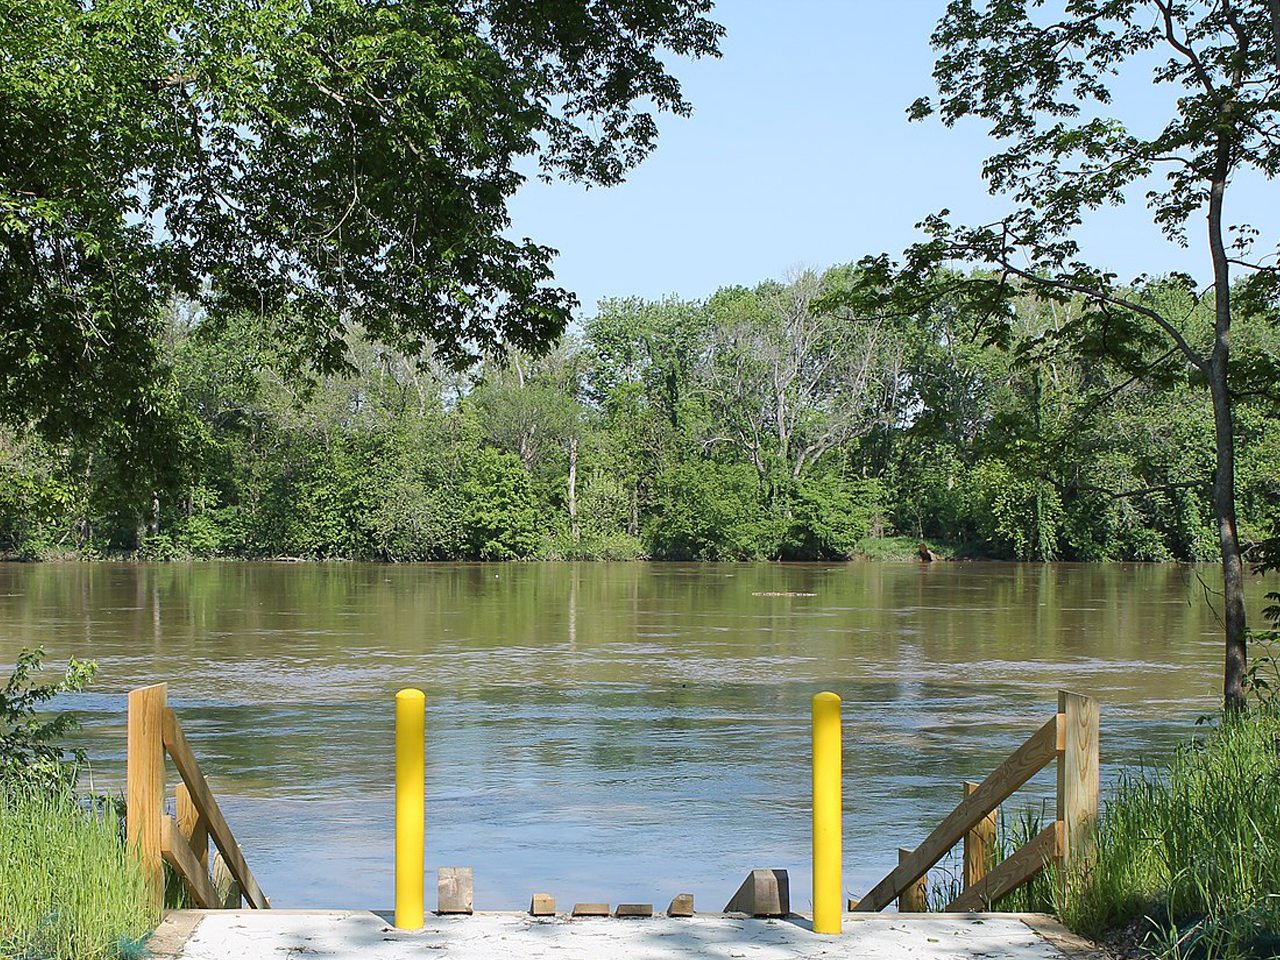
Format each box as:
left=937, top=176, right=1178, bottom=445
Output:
left=0, top=537, right=996, bottom=563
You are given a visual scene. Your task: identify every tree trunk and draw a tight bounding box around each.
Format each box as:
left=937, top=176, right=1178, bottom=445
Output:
left=1210, top=365, right=1247, bottom=711
left=1207, top=141, right=1247, bottom=712
left=567, top=435, right=578, bottom=541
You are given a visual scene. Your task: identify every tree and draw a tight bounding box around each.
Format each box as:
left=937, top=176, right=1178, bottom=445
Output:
left=859, top=0, right=1280, bottom=710
left=703, top=270, right=900, bottom=496
left=583, top=296, right=711, bottom=533
left=0, top=0, right=723, bottom=443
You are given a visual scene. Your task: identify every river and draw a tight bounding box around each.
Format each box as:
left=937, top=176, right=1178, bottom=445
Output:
left=0, top=560, right=1271, bottom=911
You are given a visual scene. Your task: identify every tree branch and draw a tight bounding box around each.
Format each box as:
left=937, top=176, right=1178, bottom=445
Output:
left=1269, top=0, right=1280, bottom=73
left=1151, top=0, right=1217, bottom=95
left=994, top=257, right=1208, bottom=371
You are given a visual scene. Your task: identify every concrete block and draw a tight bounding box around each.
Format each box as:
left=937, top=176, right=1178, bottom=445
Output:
left=529, top=893, right=555, bottom=916
left=667, top=893, right=694, bottom=917
left=437, top=867, right=473, bottom=914
left=723, top=869, right=790, bottom=917
left=614, top=904, right=652, bottom=918
left=571, top=903, right=609, bottom=917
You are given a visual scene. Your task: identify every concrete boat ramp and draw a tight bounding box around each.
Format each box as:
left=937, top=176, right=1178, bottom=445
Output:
left=149, top=910, right=1103, bottom=960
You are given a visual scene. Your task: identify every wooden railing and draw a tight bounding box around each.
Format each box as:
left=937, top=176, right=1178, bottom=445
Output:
left=852, top=690, right=1099, bottom=913
left=127, top=683, right=269, bottom=912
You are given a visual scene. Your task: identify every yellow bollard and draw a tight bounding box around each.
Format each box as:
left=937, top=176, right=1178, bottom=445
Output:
left=812, top=691, right=842, bottom=934
left=395, top=688, right=426, bottom=929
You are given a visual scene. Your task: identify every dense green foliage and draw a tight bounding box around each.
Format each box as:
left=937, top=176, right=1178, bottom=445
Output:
left=0, top=0, right=721, bottom=445
left=0, top=265, right=1274, bottom=563
left=0, top=785, right=154, bottom=960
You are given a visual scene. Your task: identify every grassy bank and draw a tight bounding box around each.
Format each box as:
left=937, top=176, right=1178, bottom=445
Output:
left=917, top=708, right=1280, bottom=958
left=1055, top=708, right=1280, bottom=958
left=0, top=786, right=155, bottom=960
left=854, top=536, right=975, bottom=561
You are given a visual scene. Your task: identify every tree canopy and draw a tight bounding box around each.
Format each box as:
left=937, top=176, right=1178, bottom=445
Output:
left=3, top=265, right=1276, bottom=569
left=0, top=0, right=722, bottom=441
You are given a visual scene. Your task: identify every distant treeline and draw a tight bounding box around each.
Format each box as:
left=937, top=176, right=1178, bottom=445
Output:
left=2, top=265, right=1276, bottom=562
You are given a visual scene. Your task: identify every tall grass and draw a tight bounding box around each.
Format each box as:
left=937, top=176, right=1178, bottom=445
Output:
left=919, top=710, right=1280, bottom=957
left=0, top=785, right=155, bottom=960
left=925, top=801, right=1058, bottom=914
left=1058, top=708, right=1280, bottom=958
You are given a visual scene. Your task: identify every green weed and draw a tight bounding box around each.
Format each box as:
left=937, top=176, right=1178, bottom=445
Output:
left=0, top=785, right=155, bottom=960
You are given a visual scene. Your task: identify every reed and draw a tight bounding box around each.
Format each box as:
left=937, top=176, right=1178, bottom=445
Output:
left=1058, top=708, right=1280, bottom=959
left=0, top=785, right=156, bottom=960
left=924, top=802, right=1057, bottom=913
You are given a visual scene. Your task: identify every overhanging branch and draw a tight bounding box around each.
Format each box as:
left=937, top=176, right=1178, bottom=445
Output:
left=994, top=258, right=1208, bottom=372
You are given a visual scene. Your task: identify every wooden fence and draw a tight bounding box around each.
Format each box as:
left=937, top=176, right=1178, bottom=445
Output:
left=127, top=683, right=269, bottom=912
left=851, top=689, right=1099, bottom=913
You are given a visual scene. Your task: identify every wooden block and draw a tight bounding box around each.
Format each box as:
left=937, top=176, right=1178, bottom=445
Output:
left=896, top=848, right=928, bottom=912
left=615, top=903, right=653, bottom=918
left=724, top=869, right=790, bottom=916
left=530, top=893, right=555, bottom=916
left=437, top=867, right=474, bottom=914
left=571, top=903, right=610, bottom=917
left=667, top=893, right=694, bottom=917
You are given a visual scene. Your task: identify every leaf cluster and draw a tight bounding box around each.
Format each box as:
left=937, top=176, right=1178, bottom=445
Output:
left=0, top=648, right=98, bottom=789
left=0, top=0, right=722, bottom=441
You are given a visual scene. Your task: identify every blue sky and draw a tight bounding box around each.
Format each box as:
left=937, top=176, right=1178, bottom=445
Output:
left=506, top=1, right=1275, bottom=317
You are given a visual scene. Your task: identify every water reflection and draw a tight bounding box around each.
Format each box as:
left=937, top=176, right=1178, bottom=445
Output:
left=0, top=560, right=1271, bottom=910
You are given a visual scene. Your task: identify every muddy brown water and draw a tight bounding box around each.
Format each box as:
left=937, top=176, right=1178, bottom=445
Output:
left=0, top=560, right=1272, bottom=910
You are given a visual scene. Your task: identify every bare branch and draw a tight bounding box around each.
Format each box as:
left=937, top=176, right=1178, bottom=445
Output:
left=1151, top=0, right=1217, bottom=95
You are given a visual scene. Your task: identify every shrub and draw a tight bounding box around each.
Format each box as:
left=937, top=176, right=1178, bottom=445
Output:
left=1, top=649, right=97, bottom=789
left=458, top=448, right=542, bottom=559
left=646, top=460, right=776, bottom=560
left=780, top=475, right=884, bottom=560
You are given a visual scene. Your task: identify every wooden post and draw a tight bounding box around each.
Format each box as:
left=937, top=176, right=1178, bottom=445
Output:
left=177, top=782, right=209, bottom=875
left=127, top=684, right=167, bottom=912
left=1056, top=691, right=1100, bottom=870
left=962, top=781, right=998, bottom=890
left=896, top=848, right=927, bottom=912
